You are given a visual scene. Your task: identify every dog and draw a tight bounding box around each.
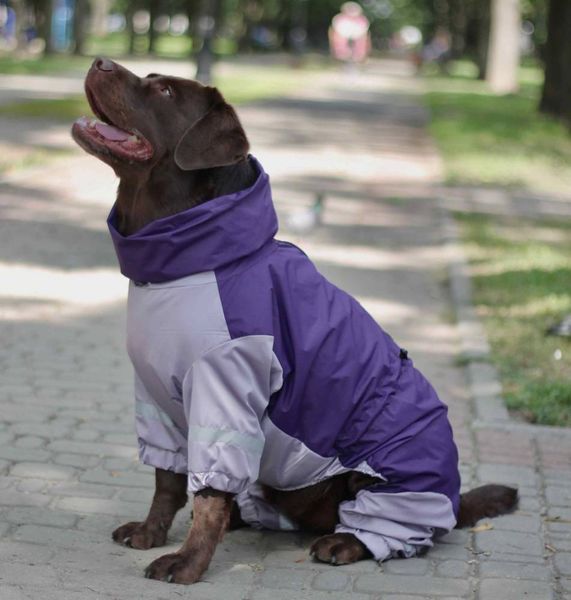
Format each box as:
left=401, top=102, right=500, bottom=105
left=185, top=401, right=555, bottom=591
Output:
left=72, top=58, right=518, bottom=584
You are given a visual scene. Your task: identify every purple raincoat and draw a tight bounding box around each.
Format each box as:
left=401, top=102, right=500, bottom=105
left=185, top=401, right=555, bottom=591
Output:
left=108, top=157, right=461, bottom=561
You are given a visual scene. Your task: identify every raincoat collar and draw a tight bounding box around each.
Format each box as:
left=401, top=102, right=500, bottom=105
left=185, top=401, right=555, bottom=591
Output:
left=107, top=156, right=278, bottom=283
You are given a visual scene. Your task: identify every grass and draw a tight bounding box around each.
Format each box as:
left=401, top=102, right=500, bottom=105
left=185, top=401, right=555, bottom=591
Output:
left=424, top=60, right=571, bottom=196
left=457, top=212, right=571, bottom=426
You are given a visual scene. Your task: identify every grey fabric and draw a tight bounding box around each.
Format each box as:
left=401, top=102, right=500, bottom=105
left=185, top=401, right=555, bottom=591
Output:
left=183, top=335, right=282, bottom=494
left=336, top=490, right=456, bottom=561
left=236, top=483, right=296, bottom=531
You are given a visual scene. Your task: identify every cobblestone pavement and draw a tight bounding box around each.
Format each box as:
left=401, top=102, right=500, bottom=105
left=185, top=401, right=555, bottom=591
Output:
left=1, top=58, right=570, bottom=599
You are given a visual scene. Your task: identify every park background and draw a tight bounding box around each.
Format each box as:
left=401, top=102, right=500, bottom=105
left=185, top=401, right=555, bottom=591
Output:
left=1, top=0, right=569, bottom=426
left=0, top=1, right=570, bottom=599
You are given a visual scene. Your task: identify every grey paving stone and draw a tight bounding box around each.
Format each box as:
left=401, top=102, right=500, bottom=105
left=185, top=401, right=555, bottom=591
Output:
left=0, top=490, right=51, bottom=508
left=479, top=578, right=554, bottom=600
left=76, top=514, right=126, bottom=533
left=0, top=521, right=10, bottom=538
left=384, top=557, right=430, bottom=575
left=72, top=428, right=102, bottom=442
left=16, top=478, right=49, bottom=493
left=117, top=487, right=155, bottom=504
left=13, top=436, right=46, bottom=449
left=9, top=462, right=76, bottom=481
left=480, top=560, right=551, bottom=580
left=429, top=543, right=471, bottom=561
left=56, top=496, right=148, bottom=519
left=438, top=529, right=470, bottom=545
left=50, top=481, right=117, bottom=499
left=477, top=464, right=539, bottom=488
left=201, top=562, right=256, bottom=586
left=0, top=541, right=55, bottom=564
left=79, top=467, right=152, bottom=487
left=555, top=553, right=571, bottom=576
left=259, top=567, right=313, bottom=590
left=311, top=570, right=351, bottom=592
left=5, top=507, right=78, bottom=528
left=493, top=513, right=542, bottom=532
left=0, top=446, right=52, bottom=462
left=479, top=551, right=546, bottom=565
left=103, top=457, right=139, bottom=471
left=545, top=486, right=571, bottom=506
left=251, top=589, right=371, bottom=600
left=0, top=562, right=60, bottom=586
left=434, top=559, right=469, bottom=578
left=0, top=432, right=15, bottom=445
left=52, top=453, right=101, bottom=469
left=46, top=440, right=136, bottom=458
left=475, top=530, right=543, bottom=556
left=10, top=422, right=72, bottom=438
left=354, top=574, right=470, bottom=596
left=12, top=524, right=110, bottom=548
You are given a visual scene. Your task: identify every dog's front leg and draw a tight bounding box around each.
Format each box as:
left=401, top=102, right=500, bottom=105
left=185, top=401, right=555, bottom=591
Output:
left=113, top=468, right=188, bottom=549
left=144, top=487, right=233, bottom=584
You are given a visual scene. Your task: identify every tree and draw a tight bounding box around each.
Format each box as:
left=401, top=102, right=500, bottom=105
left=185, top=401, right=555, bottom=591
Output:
left=486, top=0, right=521, bottom=93
left=539, top=0, right=571, bottom=123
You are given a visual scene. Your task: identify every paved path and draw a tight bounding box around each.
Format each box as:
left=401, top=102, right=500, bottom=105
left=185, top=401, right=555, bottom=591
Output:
left=0, top=58, right=569, bottom=599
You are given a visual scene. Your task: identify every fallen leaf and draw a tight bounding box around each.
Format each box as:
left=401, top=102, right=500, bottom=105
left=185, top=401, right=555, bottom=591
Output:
left=469, top=522, right=494, bottom=533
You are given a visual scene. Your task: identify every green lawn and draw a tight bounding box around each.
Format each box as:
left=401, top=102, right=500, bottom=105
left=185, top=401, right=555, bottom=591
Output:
left=425, top=61, right=571, bottom=196
left=458, top=212, right=571, bottom=426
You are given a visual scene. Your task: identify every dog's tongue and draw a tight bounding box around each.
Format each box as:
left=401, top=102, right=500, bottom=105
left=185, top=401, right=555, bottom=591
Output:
left=95, top=122, right=130, bottom=142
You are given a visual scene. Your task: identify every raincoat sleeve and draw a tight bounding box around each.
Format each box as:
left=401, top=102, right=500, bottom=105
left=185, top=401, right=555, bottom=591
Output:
left=182, top=335, right=283, bottom=495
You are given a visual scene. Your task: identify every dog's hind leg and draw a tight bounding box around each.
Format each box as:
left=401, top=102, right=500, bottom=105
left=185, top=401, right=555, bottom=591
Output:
left=112, top=468, right=188, bottom=549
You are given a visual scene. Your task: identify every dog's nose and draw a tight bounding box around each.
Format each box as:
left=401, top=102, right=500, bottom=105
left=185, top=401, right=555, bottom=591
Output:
left=94, top=57, right=115, bottom=72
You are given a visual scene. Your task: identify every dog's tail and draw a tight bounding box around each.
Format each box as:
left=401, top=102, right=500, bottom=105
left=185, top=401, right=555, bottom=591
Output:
left=455, top=484, right=519, bottom=528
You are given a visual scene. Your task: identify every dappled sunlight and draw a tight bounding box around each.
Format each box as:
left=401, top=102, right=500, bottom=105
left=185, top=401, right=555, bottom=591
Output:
left=0, top=262, right=126, bottom=322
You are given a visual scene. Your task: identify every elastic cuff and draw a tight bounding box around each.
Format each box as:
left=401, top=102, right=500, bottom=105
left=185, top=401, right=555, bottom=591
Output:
left=138, top=441, right=188, bottom=474
left=187, top=471, right=249, bottom=495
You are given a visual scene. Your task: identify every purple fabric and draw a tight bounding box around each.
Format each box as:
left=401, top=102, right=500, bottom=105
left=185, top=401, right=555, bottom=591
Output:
left=107, top=157, right=278, bottom=283
left=215, top=242, right=460, bottom=514
left=108, top=154, right=461, bottom=514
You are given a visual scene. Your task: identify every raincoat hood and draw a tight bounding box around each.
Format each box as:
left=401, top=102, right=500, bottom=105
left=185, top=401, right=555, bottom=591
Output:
left=107, top=156, right=278, bottom=283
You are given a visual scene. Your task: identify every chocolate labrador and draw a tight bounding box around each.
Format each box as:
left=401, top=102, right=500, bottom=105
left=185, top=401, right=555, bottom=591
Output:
left=71, top=58, right=518, bottom=585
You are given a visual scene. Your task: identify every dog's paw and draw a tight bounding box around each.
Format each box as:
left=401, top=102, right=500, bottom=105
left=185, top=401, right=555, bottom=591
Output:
left=112, top=521, right=167, bottom=550
left=310, top=533, right=370, bottom=565
left=144, top=552, right=203, bottom=584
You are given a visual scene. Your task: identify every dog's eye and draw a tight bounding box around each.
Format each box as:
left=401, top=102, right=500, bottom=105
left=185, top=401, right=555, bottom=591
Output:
left=160, top=86, right=173, bottom=98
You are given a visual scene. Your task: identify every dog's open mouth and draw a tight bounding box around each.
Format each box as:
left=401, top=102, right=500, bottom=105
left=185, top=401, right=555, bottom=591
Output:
left=72, top=87, right=153, bottom=162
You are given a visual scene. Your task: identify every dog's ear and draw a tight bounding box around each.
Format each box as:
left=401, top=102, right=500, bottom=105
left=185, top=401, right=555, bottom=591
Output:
left=174, top=94, right=249, bottom=171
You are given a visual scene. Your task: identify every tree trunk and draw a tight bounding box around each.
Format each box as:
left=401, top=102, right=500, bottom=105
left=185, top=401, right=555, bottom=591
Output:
left=195, top=0, right=219, bottom=84
left=486, top=0, right=521, bottom=94
left=450, top=0, right=468, bottom=57
left=539, top=0, right=571, bottom=122
left=148, top=0, right=159, bottom=54
left=475, top=0, right=491, bottom=79
left=73, top=0, right=88, bottom=55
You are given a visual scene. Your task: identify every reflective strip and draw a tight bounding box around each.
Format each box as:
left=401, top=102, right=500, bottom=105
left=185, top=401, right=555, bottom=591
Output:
left=136, top=401, right=176, bottom=430
left=188, top=425, right=264, bottom=455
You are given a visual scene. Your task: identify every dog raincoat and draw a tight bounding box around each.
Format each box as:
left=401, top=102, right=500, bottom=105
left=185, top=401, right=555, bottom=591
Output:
left=108, top=157, right=461, bottom=561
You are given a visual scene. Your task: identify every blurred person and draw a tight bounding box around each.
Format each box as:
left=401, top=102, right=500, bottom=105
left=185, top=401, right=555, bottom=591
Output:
left=329, top=2, right=371, bottom=65
left=413, top=28, right=451, bottom=73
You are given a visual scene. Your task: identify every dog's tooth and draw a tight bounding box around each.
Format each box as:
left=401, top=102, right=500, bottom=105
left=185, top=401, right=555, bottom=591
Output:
left=128, top=135, right=139, bottom=143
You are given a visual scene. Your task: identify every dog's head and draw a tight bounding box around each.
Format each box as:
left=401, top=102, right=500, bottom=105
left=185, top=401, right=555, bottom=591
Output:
left=71, top=58, right=249, bottom=175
